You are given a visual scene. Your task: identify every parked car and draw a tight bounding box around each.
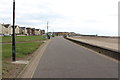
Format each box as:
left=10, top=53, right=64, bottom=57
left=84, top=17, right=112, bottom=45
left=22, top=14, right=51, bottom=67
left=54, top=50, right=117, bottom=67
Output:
left=0, top=34, right=4, bottom=36
left=4, top=34, right=11, bottom=36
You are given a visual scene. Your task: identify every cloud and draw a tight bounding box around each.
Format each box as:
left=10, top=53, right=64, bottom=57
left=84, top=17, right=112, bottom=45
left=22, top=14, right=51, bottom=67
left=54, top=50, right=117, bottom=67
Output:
left=82, top=20, right=102, bottom=23
left=0, top=0, right=119, bottom=36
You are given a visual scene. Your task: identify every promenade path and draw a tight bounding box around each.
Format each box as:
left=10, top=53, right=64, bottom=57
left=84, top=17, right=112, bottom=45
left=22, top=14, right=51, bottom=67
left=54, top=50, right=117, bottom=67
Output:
left=33, top=37, right=118, bottom=78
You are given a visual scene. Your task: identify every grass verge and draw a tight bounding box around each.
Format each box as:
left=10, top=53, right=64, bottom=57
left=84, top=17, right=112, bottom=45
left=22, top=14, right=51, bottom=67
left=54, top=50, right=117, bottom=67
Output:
left=2, top=35, right=46, bottom=78
left=2, top=42, right=44, bottom=78
left=2, top=42, right=43, bottom=59
left=2, top=35, right=46, bottom=43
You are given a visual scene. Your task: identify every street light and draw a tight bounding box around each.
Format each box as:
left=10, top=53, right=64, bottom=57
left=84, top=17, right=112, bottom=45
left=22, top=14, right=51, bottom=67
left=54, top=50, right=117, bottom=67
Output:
left=47, top=21, right=48, bottom=33
left=46, top=21, right=50, bottom=39
left=12, top=0, right=16, bottom=61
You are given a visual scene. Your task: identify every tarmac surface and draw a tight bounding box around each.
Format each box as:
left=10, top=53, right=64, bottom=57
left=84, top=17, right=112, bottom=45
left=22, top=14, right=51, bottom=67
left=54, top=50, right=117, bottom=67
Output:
left=33, top=36, right=118, bottom=78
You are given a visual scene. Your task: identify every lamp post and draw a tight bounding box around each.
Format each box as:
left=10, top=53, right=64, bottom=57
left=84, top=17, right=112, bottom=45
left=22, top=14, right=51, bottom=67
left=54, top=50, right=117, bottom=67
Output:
left=12, top=0, right=16, bottom=61
left=46, top=21, right=50, bottom=39
left=47, top=21, right=48, bottom=33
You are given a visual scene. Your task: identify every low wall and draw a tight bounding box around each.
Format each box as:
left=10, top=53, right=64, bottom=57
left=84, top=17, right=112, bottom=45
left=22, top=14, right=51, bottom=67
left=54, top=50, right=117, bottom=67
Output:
left=65, top=37, right=120, bottom=61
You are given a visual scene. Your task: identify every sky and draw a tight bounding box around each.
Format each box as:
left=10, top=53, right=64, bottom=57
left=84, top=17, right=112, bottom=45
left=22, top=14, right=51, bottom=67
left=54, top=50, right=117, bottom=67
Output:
left=0, top=0, right=119, bottom=36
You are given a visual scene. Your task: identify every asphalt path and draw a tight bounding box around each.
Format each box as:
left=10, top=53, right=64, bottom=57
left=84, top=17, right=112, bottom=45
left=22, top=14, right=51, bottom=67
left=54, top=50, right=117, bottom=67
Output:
left=33, top=36, right=118, bottom=78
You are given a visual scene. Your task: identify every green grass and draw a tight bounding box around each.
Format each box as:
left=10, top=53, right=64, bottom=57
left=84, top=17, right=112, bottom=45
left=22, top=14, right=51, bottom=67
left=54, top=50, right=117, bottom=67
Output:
left=2, top=35, right=46, bottom=78
left=2, top=35, right=46, bottom=59
left=2, top=35, right=46, bottom=43
left=2, top=42, right=43, bottom=59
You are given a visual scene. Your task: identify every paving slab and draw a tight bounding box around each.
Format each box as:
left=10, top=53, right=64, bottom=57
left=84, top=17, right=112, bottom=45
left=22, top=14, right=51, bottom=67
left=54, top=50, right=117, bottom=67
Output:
left=11, top=60, right=29, bottom=64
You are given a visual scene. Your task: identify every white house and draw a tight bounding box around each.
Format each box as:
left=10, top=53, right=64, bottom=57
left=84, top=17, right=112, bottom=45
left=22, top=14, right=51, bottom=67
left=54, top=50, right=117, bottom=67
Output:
left=15, top=25, right=20, bottom=34
left=2, top=24, right=12, bottom=35
left=0, top=24, right=2, bottom=35
left=20, top=27, right=27, bottom=35
left=35, top=29, right=41, bottom=35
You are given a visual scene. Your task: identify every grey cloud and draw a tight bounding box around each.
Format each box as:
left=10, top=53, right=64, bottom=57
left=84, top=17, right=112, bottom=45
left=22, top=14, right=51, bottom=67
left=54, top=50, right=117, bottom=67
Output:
left=15, top=11, right=66, bottom=25
left=82, top=20, right=102, bottom=23
left=0, top=0, right=66, bottom=26
left=109, top=14, right=118, bottom=16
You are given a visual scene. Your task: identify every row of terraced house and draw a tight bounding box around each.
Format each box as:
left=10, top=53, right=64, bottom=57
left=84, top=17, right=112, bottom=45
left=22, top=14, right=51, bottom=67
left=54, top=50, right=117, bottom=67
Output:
left=0, top=23, right=45, bottom=36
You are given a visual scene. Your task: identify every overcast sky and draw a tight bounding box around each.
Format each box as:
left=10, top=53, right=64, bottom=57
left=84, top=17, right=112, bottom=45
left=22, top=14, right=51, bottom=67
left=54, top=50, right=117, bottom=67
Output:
left=0, top=0, right=119, bottom=36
